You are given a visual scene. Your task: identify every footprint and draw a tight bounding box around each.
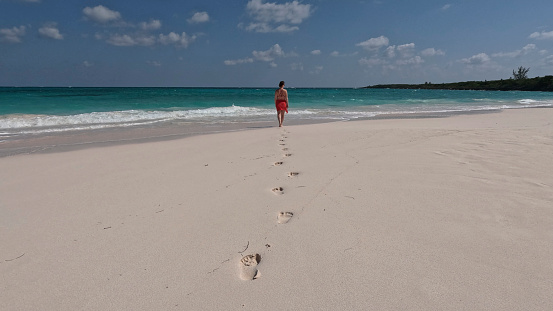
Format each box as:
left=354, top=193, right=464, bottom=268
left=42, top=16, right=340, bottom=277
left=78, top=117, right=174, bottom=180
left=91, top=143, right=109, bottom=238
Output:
left=279, top=143, right=286, bottom=146
left=274, top=161, right=283, bottom=166
left=272, top=187, right=284, bottom=194
left=282, top=148, right=288, bottom=151
left=277, top=212, right=294, bottom=224
left=239, top=254, right=261, bottom=280
left=288, top=172, right=299, bottom=177
left=283, top=153, right=292, bottom=157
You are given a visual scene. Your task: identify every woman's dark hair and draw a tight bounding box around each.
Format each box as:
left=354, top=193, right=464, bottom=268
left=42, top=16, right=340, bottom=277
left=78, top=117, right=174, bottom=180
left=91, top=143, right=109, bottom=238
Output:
left=279, top=81, right=285, bottom=87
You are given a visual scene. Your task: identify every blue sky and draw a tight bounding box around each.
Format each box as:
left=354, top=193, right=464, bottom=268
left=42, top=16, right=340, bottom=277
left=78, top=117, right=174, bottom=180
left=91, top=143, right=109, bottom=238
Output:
left=1, top=0, right=553, bottom=87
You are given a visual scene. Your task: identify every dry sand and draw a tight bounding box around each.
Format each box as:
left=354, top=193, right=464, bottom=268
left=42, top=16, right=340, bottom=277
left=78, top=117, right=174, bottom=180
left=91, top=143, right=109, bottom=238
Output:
left=1, top=108, right=552, bottom=310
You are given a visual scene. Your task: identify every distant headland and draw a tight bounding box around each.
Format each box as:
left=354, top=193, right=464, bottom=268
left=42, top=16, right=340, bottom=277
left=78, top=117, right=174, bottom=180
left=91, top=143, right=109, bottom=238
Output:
left=366, top=75, right=553, bottom=92
left=366, top=67, right=553, bottom=92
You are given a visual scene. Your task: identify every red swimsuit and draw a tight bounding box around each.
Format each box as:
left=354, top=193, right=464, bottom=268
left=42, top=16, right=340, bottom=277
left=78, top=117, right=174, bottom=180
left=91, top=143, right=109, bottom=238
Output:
left=275, top=100, right=288, bottom=113
left=275, top=90, right=288, bottom=113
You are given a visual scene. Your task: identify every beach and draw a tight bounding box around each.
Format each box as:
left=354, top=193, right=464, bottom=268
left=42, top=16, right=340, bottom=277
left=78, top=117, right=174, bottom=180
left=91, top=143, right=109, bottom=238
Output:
left=1, top=108, right=552, bottom=309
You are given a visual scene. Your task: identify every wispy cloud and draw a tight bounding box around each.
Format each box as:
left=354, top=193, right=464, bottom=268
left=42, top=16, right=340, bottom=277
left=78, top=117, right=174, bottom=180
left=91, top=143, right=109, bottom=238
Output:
left=83, top=5, right=122, bottom=24
left=140, top=20, right=162, bottom=31
left=421, top=48, right=445, bottom=57
left=106, top=34, right=156, bottom=47
left=242, top=0, right=312, bottom=33
left=83, top=6, right=199, bottom=49
left=158, top=32, right=196, bottom=48
left=38, top=22, right=63, bottom=40
left=441, top=4, right=451, bottom=11
left=330, top=51, right=358, bottom=57
left=492, top=44, right=536, bottom=58
left=224, top=58, right=254, bottom=66
left=225, top=43, right=289, bottom=65
left=529, top=30, right=553, bottom=40
left=356, top=36, right=389, bottom=50
left=252, top=44, right=285, bottom=61
left=459, top=53, right=491, bottom=65
left=106, top=32, right=197, bottom=48
left=0, top=25, right=26, bottom=43
left=309, top=65, right=323, bottom=74
left=290, top=62, right=304, bottom=71
left=358, top=37, right=443, bottom=71
left=147, top=60, right=162, bottom=67
left=188, top=12, right=210, bottom=24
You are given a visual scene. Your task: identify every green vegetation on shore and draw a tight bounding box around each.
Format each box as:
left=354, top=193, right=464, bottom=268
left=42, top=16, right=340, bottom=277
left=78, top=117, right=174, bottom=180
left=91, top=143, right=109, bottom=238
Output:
left=366, top=75, right=553, bottom=92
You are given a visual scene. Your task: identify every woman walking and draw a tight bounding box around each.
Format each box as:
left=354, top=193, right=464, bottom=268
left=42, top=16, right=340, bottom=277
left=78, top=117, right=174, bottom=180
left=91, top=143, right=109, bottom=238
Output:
left=275, top=81, right=289, bottom=127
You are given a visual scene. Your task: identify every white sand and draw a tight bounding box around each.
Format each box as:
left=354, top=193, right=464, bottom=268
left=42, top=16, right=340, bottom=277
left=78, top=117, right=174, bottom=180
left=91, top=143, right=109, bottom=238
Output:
left=1, top=108, right=553, bottom=310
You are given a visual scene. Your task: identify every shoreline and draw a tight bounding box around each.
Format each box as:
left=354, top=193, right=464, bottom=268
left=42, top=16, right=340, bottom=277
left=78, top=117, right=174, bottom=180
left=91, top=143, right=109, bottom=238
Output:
left=0, top=107, right=520, bottom=158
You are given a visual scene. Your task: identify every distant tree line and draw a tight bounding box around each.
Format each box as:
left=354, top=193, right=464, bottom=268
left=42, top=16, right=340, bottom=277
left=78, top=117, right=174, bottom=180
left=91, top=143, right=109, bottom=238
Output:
left=366, top=67, right=553, bottom=92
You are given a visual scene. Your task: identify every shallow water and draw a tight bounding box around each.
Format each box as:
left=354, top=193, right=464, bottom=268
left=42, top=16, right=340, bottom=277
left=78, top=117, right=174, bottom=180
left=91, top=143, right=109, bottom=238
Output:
left=1, top=87, right=552, bottom=151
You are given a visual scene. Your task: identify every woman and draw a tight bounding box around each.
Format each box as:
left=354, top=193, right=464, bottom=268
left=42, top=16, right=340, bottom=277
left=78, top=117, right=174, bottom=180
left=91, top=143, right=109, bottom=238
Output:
left=274, top=81, right=289, bottom=127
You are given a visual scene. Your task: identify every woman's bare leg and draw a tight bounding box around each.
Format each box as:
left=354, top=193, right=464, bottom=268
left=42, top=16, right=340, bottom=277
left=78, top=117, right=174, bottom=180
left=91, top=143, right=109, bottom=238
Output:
left=277, top=111, right=285, bottom=127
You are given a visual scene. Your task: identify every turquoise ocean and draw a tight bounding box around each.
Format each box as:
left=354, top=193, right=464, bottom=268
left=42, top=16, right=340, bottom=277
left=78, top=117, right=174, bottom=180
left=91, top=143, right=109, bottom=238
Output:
left=1, top=87, right=553, bottom=141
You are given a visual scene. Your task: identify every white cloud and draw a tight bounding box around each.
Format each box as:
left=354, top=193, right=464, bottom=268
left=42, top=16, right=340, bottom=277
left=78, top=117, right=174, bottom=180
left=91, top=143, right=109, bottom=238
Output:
left=396, top=43, right=415, bottom=57
left=290, top=62, right=304, bottom=71
left=106, top=34, right=136, bottom=46
left=0, top=25, right=26, bottom=43
left=397, top=43, right=414, bottom=52
left=330, top=51, right=340, bottom=57
left=147, top=60, right=162, bottom=67
left=243, top=22, right=298, bottom=33
left=441, top=4, right=451, bottom=11
left=384, top=46, right=396, bottom=58
left=83, top=61, right=93, bottom=67
left=359, top=57, right=387, bottom=67
left=106, top=34, right=156, bottom=46
left=252, top=43, right=285, bottom=61
left=310, top=65, right=323, bottom=74
left=102, top=30, right=196, bottom=48
left=311, top=49, right=321, bottom=55
left=356, top=36, right=389, bottom=50
left=225, top=43, right=287, bottom=65
left=397, top=43, right=414, bottom=50
left=38, top=23, right=63, bottom=40
left=158, top=32, right=196, bottom=48
left=140, top=20, right=161, bottom=30
left=224, top=58, right=254, bottom=65
left=135, top=35, right=157, bottom=46
left=421, top=48, right=445, bottom=56
left=273, top=24, right=299, bottom=33
left=460, top=53, right=491, bottom=65
left=244, top=0, right=312, bottom=33
left=83, top=5, right=122, bottom=24
left=188, top=12, right=210, bottom=24
left=396, top=56, right=424, bottom=65
left=247, top=0, right=311, bottom=24
left=522, top=43, right=536, bottom=53
left=545, top=55, right=553, bottom=65
left=529, top=30, right=553, bottom=40
left=492, top=44, right=536, bottom=58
